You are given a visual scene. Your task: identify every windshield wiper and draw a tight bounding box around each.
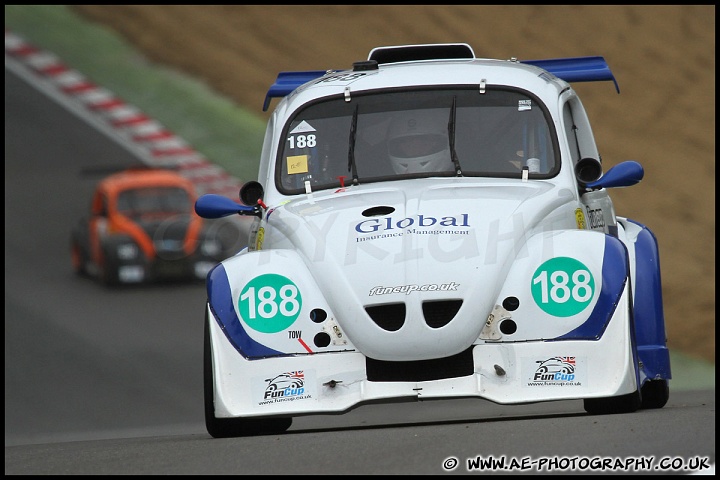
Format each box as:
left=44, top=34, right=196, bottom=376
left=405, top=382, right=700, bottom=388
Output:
left=448, top=96, right=463, bottom=176
left=347, top=104, right=359, bottom=185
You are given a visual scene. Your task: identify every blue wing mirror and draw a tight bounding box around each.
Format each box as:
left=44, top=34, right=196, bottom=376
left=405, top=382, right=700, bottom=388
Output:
left=195, top=181, right=266, bottom=219
left=195, top=194, right=262, bottom=219
left=585, top=160, right=644, bottom=189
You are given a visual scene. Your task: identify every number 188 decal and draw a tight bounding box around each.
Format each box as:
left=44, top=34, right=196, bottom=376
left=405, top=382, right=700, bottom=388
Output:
left=531, top=257, right=595, bottom=317
left=239, top=274, right=302, bottom=333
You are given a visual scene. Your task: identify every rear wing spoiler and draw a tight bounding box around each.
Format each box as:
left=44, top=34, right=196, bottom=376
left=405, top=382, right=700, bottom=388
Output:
left=522, top=56, right=619, bottom=94
left=262, top=70, right=329, bottom=111
left=263, top=56, right=619, bottom=111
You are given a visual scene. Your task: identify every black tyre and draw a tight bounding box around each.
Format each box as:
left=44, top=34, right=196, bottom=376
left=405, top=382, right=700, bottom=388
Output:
left=584, top=278, right=644, bottom=416
left=583, top=389, right=642, bottom=415
left=99, top=245, right=119, bottom=286
left=640, top=379, right=669, bottom=409
left=71, top=239, right=88, bottom=276
left=204, top=310, right=292, bottom=438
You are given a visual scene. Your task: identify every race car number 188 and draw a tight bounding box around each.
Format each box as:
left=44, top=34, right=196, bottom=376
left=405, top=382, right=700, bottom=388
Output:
left=531, top=257, right=595, bottom=317
left=239, top=274, right=302, bottom=333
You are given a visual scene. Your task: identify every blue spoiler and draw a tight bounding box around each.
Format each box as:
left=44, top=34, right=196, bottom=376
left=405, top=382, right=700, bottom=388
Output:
left=522, top=56, right=619, bottom=94
left=262, top=56, right=619, bottom=111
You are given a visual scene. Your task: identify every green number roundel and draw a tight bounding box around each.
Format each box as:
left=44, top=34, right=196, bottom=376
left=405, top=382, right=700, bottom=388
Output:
left=531, top=257, right=595, bottom=317
left=239, top=274, right=302, bottom=333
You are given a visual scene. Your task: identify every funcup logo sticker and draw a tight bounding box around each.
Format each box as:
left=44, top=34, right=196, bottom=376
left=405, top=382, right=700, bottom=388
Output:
left=524, top=356, right=584, bottom=387
left=264, top=371, right=305, bottom=400
left=256, top=370, right=314, bottom=405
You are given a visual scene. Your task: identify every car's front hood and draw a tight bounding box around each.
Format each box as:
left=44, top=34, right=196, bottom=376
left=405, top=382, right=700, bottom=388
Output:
left=113, top=212, right=202, bottom=260
left=266, top=180, right=576, bottom=360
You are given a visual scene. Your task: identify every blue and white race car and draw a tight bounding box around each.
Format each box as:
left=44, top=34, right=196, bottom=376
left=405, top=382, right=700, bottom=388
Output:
left=195, top=43, right=671, bottom=438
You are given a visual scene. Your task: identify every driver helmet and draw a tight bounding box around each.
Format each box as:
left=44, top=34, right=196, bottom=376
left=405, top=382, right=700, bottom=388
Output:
left=387, top=110, right=451, bottom=174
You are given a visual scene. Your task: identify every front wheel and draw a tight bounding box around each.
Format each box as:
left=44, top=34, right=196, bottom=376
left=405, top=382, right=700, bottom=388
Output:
left=99, top=244, right=120, bottom=286
left=640, top=379, right=669, bottom=409
left=583, top=389, right=642, bottom=415
left=204, top=309, right=292, bottom=438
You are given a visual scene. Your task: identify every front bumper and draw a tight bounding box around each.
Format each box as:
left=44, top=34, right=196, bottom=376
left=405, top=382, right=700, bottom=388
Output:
left=114, top=255, right=217, bottom=283
left=207, top=285, right=638, bottom=419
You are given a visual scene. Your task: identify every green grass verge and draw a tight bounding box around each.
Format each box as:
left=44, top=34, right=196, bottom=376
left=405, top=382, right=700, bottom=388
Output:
left=668, top=351, right=715, bottom=391
left=5, top=5, right=265, bottom=182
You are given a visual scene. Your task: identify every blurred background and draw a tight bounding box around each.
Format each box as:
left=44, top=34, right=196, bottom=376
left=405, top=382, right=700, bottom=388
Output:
left=5, top=6, right=714, bottom=371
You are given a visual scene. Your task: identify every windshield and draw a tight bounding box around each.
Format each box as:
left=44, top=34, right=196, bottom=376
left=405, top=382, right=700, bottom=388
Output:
left=116, top=187, right=191, bottom=218
left=276, top=87, right=559, bottom=194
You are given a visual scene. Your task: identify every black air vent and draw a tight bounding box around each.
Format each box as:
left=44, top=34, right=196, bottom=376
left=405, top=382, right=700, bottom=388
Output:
left=365, top=303, right=406, bottom=331
left=362, top=206, right=395, bottom=217
left=423, top=300, right=463, bottom=328
left=369, top=44, right=475, bottom=65
left=366, top=347, right=475, bottom=382
left=353, top=60, right=378, bottom=71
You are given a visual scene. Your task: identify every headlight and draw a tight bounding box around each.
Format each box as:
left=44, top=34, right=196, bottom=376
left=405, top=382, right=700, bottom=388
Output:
left=117, top=243, right=139, bottom=260
left=200, top=239, right=221, bottom=256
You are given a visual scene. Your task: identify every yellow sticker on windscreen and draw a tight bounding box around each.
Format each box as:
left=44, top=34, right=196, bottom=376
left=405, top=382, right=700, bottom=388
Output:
left=287, top=155, right=309, bottom=174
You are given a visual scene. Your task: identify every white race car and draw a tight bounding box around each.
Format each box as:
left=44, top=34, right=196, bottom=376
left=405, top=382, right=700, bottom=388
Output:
left=195, top=43, right=671, bottom=438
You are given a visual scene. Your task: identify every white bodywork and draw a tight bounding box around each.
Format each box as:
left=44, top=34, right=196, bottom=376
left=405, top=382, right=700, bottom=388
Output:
left=204, top=49, right=645, bottom=421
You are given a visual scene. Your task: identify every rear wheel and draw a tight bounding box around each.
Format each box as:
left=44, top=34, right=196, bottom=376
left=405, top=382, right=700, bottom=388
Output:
left=640, top=379, right=669, bottom=409
left=204, top=310, right=292, bottom=438
left=583, top=389, right=642, bottom=415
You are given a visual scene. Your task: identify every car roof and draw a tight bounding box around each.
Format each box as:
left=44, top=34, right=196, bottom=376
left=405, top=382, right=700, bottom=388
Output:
left=97, top=168, right=196, bottom=197
left=263, top=43, right=618, bottom=112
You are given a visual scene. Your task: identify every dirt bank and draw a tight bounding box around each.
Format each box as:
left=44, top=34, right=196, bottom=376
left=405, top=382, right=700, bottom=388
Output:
left=71, top=5, right=715, bottom=362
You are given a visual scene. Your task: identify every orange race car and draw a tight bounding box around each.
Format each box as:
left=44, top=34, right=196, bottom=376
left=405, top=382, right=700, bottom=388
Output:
left=71, top=167, right=238, bottom=286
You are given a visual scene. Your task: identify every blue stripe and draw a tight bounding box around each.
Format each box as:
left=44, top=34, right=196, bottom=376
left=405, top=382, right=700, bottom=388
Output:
left=554, top=235, right=628, bottom=340
left=207, top=263, right=284, bottom=359
left=627, top=219, right=671, bottom=380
